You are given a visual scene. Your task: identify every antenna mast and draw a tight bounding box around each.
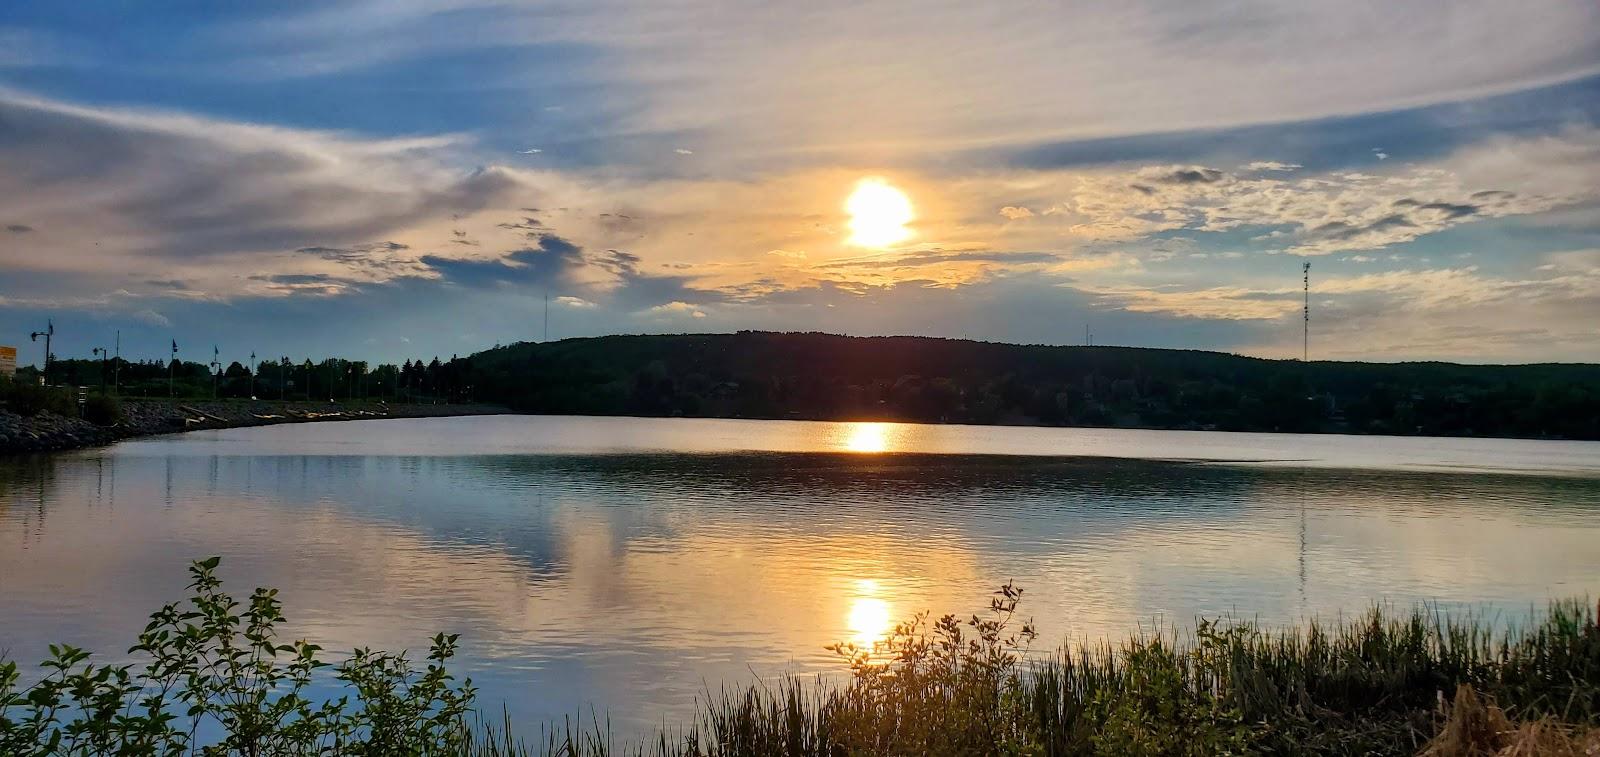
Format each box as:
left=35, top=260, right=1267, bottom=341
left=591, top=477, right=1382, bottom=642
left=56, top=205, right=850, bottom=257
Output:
left=543, top=292, right=550, bottom=342
left=1302, top=261, right=1310, bottom=362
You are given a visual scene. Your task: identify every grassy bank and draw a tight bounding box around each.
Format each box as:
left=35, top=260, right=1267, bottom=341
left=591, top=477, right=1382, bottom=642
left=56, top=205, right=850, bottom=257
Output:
left=3, top=562, right=1596, bottom=755
left=0, top=396, right=506, bottom=455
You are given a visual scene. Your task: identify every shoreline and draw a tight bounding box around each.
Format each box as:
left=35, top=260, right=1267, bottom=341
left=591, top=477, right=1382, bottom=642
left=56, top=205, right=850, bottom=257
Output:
left=0, top=399, right=508, bottom=456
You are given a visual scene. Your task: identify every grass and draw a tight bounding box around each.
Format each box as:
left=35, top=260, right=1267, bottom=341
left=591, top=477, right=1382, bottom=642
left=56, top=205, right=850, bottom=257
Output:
left=463, top=587, right=1599, bottom=756
left=3, top=562, right=1597, bottom=755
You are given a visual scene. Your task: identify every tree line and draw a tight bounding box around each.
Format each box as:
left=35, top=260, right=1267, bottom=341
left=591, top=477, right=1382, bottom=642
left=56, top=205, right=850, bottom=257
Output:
left=465, top=332, right=1600, bottom=440
left=14, top=331, right=1599, bottom=439
left=17, top=355, right=477, bottom=403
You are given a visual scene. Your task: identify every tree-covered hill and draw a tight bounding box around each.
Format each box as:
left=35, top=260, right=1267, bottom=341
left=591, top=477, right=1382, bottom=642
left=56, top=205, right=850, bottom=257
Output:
left=467, top=332, right=1600, bottom=440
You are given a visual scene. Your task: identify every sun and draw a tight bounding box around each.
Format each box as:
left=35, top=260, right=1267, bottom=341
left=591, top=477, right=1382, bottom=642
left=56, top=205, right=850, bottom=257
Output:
left=845, top=177, right=914, bottom=248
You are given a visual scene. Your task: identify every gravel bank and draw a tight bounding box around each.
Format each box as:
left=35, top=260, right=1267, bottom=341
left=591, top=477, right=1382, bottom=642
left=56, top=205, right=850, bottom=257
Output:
left=0, top=399, right=507, bottom=455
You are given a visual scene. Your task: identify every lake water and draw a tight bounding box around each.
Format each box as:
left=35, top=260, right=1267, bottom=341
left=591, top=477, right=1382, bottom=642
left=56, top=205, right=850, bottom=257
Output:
left=3, top=415, right=1599, bottom=733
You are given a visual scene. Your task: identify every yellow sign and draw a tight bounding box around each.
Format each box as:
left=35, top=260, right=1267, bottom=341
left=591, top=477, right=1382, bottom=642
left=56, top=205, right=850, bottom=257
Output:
left=0, top=345, right=15, bottom=376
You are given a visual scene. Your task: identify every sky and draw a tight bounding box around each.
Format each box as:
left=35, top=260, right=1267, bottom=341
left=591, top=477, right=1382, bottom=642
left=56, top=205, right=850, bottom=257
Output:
left=1, top=1, right=1598, bottom=367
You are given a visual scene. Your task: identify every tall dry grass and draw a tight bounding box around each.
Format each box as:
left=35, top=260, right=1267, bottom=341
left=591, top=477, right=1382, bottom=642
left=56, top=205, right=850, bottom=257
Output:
left=466, top=591, right=1599, bottom=756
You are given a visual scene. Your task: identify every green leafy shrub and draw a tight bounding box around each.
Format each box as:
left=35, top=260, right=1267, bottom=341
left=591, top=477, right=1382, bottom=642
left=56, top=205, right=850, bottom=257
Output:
left=0, top=557, right=476, bottom=755
left=0, top=377, right=77, bottom=418
left=81, top=393, right=122, bottom=426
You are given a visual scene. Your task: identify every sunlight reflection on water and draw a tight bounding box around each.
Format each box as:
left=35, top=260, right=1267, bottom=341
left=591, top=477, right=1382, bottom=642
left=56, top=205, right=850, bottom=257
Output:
left=2, top=415, right=1599, bottom=734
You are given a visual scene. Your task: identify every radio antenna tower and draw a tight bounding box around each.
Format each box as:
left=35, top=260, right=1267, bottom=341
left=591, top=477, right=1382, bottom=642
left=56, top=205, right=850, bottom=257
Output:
left=1302, top=261, right=1311, bottom=362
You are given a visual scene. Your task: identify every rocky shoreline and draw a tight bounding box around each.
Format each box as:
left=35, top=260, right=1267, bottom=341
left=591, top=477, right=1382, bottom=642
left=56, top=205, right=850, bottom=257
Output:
left=0, top=399, right=508, bottom=456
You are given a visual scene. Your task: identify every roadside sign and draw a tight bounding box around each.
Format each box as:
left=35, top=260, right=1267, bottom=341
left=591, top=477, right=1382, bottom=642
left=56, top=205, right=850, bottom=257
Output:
left=0, top=345, right=16, bottom=376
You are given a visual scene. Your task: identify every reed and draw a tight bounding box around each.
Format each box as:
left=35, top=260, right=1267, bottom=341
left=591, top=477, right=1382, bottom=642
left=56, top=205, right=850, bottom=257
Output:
left=465, top=588, right=1600, bottom=756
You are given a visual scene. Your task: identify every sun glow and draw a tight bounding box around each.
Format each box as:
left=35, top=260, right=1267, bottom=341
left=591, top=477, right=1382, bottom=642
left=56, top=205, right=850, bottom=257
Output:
left=847, top=579, right=893, bottom=647
left=842, top=422, right=890, bottom=453
left=845, top=178, right=914, bottom=248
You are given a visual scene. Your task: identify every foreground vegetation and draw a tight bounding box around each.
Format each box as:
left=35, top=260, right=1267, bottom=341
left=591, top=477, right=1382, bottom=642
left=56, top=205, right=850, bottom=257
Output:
left=0, top=375, right=121, bottom=426
left=3, top=562, right=1597, bottom=755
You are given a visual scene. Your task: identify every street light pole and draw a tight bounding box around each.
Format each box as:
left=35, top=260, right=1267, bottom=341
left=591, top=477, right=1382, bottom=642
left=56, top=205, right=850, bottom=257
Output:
left=29, top=319, right=54, bottom=385
left=91, top=347, right=108, bottom=392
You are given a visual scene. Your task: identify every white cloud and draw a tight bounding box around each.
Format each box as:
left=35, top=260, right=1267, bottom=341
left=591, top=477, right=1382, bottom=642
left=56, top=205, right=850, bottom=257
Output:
left=554, top=295, right=597, bottom=308
left=1047, top=127, right=1600, bottom=254
left=999, top=206, right=1034, bottom=220
left=1244, top=161, right=1303, bottom=172
left=220, top=0, right=1600, bottom=161
left=646, top=301, right=707, bottom=318
left=1085, top=262, right=1600, bottom=360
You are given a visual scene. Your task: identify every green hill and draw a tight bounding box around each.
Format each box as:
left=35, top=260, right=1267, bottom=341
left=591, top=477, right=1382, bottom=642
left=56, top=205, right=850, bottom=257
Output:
left=467, top=332, right=1600, bottom=440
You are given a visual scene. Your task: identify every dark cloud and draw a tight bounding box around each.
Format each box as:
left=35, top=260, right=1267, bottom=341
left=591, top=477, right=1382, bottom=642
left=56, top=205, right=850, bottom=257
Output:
left=1416, top=201, right=1480, bottom=219
left=419, top=233, right=587, bottom=288
left=0, top=94, right=524, bottom=261
left=143, top=279, right=191, bottom=290
left=1154, top=167, right=1225, bottom=184
left=409, top=233, right=720, bottom=312
left=1390, top=199, right=1480, bottom=218
left=295, top=241, right=416, bottom=276
left=297, top=241, right=409, bottom=262
left=5, top=223, right=33, bottom=233
left=249, top=273, right=339, bottom=285
left=1470, top=190, right=1516, bottom=201
left=590, top=248, right=642, bottom=277
left=1308, top=214, right=1416, bottom=242
left=496, top=216, right=544, bottom=231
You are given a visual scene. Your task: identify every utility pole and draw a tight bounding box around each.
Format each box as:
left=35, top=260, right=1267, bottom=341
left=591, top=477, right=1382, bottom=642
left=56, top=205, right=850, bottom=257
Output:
left=1302, top=261, right=1311, bottom=362
left=113, top=330, right=121, bottom=395
left=249, top=351, right=257, bottom=399
left=543, top=292, right=550, bottom=343
left=169, top=340, right=178, bottom=397
left=29, top=319, right=54, bottom=385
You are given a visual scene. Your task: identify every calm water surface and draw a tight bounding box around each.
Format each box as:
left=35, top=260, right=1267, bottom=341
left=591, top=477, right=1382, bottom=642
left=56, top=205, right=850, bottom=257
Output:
left=3, top=415, right=1599, bottom=731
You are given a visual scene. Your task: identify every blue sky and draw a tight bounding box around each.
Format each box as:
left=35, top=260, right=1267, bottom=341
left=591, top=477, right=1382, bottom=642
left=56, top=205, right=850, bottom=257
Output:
left=2, top=0, right=1598, bottom=367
